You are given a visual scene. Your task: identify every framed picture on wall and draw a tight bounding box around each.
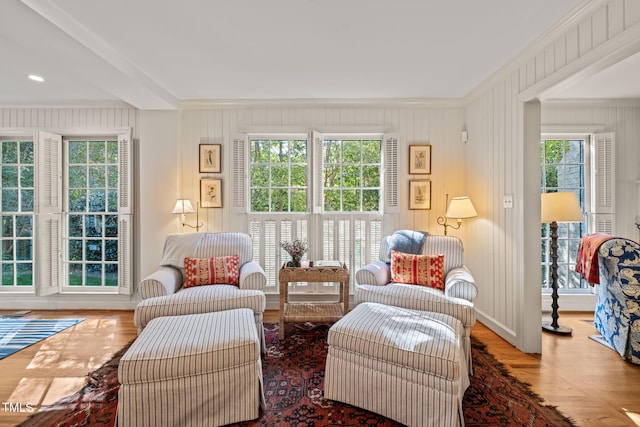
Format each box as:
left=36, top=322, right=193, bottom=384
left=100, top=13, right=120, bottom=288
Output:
left=199, top=144, right=221, bottom=173
left=408, top=144, right=431, bottom=174
left=200, top=178, right=222, bottom=208
left=409, top=180, right=431, bottom=210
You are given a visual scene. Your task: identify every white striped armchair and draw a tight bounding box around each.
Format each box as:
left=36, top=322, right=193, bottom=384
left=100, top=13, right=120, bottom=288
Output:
left=135, top=232, right=267, bottom=350
left=355, top=232, right=477, bottom=369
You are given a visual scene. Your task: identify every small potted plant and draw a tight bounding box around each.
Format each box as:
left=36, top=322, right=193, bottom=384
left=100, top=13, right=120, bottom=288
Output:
left=279, top=238, right=308, bottom=268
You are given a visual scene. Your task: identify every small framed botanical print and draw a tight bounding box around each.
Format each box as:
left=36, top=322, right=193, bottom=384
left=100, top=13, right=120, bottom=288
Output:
left=200, top=178, right=222, bottom=208
left=199, top=144, right=221, bottom=173
left=409, top=144, right=431, bottom=174
left=409, top=180, right=431, bottom=210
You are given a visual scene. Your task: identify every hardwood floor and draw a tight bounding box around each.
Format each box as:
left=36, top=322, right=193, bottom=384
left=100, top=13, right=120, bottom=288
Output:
left=0, top=310, right=638, bottom=426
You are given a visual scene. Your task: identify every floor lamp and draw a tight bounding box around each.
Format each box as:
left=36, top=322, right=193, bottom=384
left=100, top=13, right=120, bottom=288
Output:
left=540, top=192, right=583, bottom=335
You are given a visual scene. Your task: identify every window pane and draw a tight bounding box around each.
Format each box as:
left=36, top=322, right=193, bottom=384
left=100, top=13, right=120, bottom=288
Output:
left=290, top=140, right=307, bottom=162
left=2, top=216, right=13, bottom=238
left=362, top=140, right=381, bottom=163
left=107, top=141, right=118, bottom=164
left=69, top=189, right=87, bottom=211
left=89, top=141, right=105, bottom=164
left=343, top=166, right=360, bottom=187
left=20, top=190, right=34, bottom=211
left=86, top=215, right=103, bottom=237
left=271, top=165, right=288, bottom=186
left=69, top=166, right=86, bottom=187
left=16, top=240, right=31, bottom=261
left=68, top=264, right=83, bottom=286
left=105, top=215, right=118, bottom=237
left=105, top=240, right=118, bottom=262
left=324, top=140, right=340, bottom=163
left=107, top=165, right=118, bottom=188
left=17, top=263, right=32, bottom=286
left=20, top=141, right=34, bottom=163
left=89, top=166, right=106, bottom=187
left=20, top=165, right=34, bottom=187
left=69, top=240, right=83, bottom=261
left=15, top=216, right=32, bottom=237
left=2, top=141, right=17, bottom=163
left=86, top=240, right=102, bottom=261
left=362, top=166, right=380, bottom=187
left=69, top=215, right=83, bottom=237
left=2, top=166, right=18, bottom=187
left=291, top=189, right=307, bottom=212
left=251, top=189, right=269, bottom=212
left=86, top=264, right=102, bottom=286
left=324, top=165, right=341, bottom=188
left=105, top=264, right=118, bottom=286
left=2, top=263, right=13, bottom=286
left=2, top=189, right=18, bottom=212
left=89, top=189, right=106, bottom=212
left=363, top=190, right=379, bottom=211
left=324, top=189, right=341, bottom=211
left=69, top=141, right=86, bottom=163
left=251, top=140, right=270, bottom=162
left=271, top=189, right=288, bottom=212
left=342, top=190, right=360, bottom=211
left=290, top=165, right=306, bottom=187
left=342, top=140, right=361, bottom=163
left=251, top=165, right=269, bottom=186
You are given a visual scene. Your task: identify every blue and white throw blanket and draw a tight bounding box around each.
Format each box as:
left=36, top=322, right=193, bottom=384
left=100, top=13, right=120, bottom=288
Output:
left=387, top=230, right=427, bottom=259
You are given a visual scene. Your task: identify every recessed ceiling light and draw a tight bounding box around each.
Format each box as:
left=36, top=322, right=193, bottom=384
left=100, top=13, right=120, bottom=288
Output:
left=27, top=74, right=45, bottom=82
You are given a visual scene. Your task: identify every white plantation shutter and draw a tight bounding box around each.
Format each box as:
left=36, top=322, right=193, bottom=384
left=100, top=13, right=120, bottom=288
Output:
left=35, top=131, right=62, bottom=295
left=37, top=132, right=62, bottom=213
left=383, top=134, right=399, bottom=213
left=591, top=132, right=615, bottom=233
left=311, top=131, right=324, bottom=213
left=232, top=135, right=248, bottom=213
left=118, top=215, right=133, bottom=295
left=118, top=129, right=133, bottom=214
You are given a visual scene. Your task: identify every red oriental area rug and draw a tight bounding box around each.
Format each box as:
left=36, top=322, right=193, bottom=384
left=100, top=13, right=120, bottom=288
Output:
left=20, top=322, right=576, bottom=427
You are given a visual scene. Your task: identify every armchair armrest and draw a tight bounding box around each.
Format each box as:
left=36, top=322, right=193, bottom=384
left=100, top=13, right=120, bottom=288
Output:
left=445, top=266, right=477, bottom=302
left=239, top=261, right=266, bottom=291
left=138, top=266, right=183, bottom=299
left=356, top=260, right=391, bottom=286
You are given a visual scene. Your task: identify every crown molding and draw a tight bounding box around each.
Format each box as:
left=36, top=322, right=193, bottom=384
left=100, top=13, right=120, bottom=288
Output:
left=180, top=98, right=465, bottom=110
left=542, top=98, right=640, bottom=107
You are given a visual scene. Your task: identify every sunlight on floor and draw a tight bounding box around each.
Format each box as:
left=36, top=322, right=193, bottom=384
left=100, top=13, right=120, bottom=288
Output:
left=623, top=408, right=640, bottom=426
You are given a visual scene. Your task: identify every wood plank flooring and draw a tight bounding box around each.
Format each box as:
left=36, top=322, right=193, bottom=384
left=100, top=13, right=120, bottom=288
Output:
left=0, top=310, right=638, bottom=426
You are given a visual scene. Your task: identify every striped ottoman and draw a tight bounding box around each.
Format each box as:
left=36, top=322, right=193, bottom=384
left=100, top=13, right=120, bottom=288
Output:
left=117, top=309, right=264, bottom=427
left=324, top=302, right=469, bottom=427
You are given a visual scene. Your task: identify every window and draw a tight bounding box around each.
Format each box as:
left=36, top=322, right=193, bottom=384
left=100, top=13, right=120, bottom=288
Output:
left=323, top=138, right=381, bottom=212
left=540, top=137, right=587, bottom=291
left=250, top=137, right=308, bottom=213
left=245, top=132, right=391, bottom=292
left=65, top=139, right=120, bottom=288
left=540, top=132, right=615, bottom=293
left=0, top=130, right=133, bottom=296
left=1, top=138, right=34, bottom=289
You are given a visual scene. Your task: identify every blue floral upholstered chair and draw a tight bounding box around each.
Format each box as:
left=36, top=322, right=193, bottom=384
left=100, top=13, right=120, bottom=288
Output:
left=594, top=237, right=640, bottom=364
left=355, top=230, right=477, bottom=370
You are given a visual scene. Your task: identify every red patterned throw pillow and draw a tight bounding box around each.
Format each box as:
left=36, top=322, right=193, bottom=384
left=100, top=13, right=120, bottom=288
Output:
left=390, top=250, right=445, bottom=290
left=183, top=256, right=240, bottom=287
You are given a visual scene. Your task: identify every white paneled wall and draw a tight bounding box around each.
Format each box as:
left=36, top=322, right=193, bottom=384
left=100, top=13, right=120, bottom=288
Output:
left=465, top=0, right=640, bottom=352
left=178, top=104, right=467, bottom=239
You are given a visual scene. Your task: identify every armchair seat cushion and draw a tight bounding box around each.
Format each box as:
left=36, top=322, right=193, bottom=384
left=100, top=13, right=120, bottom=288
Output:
left=135, top=285, right=266, bottom=330
left=355, top=283, right=475, bottom=328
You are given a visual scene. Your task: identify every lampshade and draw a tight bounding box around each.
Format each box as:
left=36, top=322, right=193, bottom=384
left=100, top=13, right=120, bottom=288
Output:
left=541, top=192, right=583, bottom=223
left=445, top=196, right=478, bottom=219
left=172, top=199, right=196, bottom=214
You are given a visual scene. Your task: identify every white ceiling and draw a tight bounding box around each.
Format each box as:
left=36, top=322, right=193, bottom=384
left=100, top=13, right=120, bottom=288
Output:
left=4, top=0, right=634, bottom=110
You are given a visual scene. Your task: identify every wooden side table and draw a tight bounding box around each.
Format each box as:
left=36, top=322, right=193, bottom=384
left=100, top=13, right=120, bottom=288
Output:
left=278, top=263, right=350, bottom=339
